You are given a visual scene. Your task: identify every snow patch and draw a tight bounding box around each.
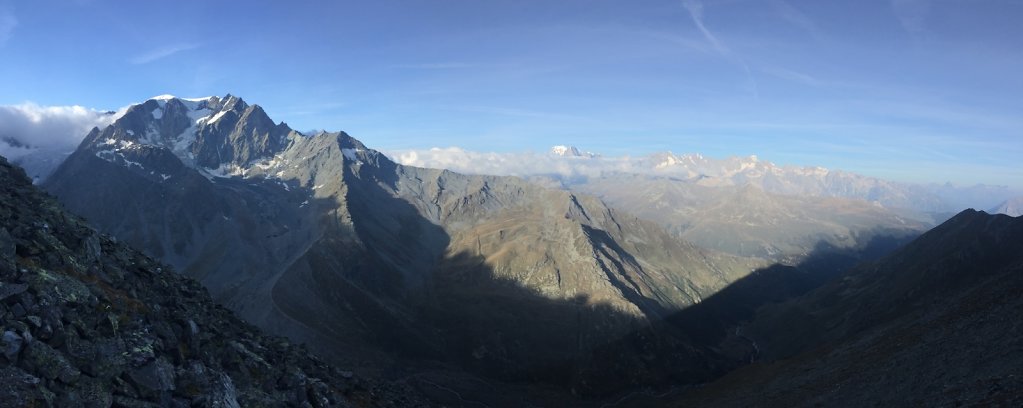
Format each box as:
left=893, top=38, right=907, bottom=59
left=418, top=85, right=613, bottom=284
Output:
left=254, top=156, right=284, bottom=171
left=342, top=148, right=360, bottom=161
left=655, top=153, right=682, bottom=169
left=209, top=110, right=229, bottom=124
left=204, top=163, right=247, bottom=179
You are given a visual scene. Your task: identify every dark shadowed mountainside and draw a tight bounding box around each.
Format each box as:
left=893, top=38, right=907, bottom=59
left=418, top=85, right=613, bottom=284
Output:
left=664, top=209, right=1023, bottom=407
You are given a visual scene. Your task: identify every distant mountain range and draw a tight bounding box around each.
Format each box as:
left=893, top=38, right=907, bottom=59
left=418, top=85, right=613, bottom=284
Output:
left=396, top=144, right=1019, bottom=261
left=392, top=144, right=1019, bottom=214
left=565, top=172, right=926, bottom=260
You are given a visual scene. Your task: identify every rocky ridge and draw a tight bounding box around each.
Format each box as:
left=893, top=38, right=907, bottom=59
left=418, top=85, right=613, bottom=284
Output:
left=0, top=156, right=425, bottom=407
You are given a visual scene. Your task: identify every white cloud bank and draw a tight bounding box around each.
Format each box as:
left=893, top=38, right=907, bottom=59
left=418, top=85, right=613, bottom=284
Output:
left=0, top=103, right=117, bottom=161
left=386, top=146, right=699, bottom=181
left=385, top=146, right=1020, bottom=213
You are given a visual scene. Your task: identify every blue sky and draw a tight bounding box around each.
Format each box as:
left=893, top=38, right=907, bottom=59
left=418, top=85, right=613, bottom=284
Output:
left=0, top=0, right=1020, bottom=188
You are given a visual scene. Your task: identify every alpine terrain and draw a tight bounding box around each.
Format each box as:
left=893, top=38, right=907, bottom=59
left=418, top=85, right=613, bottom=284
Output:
left=42, top=94, right=773, bottom=400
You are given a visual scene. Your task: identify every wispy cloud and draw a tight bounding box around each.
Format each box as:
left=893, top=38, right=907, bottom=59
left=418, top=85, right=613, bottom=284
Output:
left=128, top=43, right=200, bottom=64
left=0, top=6, right=17, bottom=46
left=681, top=0, right=759, bottom=97
left=682, top=0, right=728, bottom=54
left=891, top=0, right=930, bottom=35
left=390, top=62, right=475, bottom=70
left=442, top=105, right=589, bottom=121
left=770, top=0, right=824, bottom=40
left=759, top=65, right=822, bottom=87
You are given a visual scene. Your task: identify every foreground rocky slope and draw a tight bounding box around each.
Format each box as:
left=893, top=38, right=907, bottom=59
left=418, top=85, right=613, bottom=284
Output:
left=0, top=156, right=423, bottom=407
left=668, top=209, right=1023, bottom=406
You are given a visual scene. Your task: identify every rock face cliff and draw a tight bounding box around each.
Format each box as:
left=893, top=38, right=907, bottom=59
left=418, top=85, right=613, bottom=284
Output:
left=43, top=95, right=761, bottom=394
left=0, top=156, right=425, bottom=407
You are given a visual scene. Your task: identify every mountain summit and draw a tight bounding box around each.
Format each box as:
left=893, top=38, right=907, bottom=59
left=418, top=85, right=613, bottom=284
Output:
left=550, top=144, right=599, bottom=158
left=83, top=94, right=293, bottom=175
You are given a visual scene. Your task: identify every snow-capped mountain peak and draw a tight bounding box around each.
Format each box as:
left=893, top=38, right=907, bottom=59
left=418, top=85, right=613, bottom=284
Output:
left=551, top=145, right=581, bottom=156
left=550, top=145, right=599, bottom=158
left=84, top=93, right=293, bottom=180
left=148, top=94, right=216, bottom=105
left=652, top=151, right=682, bottom=169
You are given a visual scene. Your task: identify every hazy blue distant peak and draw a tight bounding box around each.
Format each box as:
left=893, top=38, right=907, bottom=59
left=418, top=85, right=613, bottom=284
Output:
left=991, top=197, right=1023, bottom=217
